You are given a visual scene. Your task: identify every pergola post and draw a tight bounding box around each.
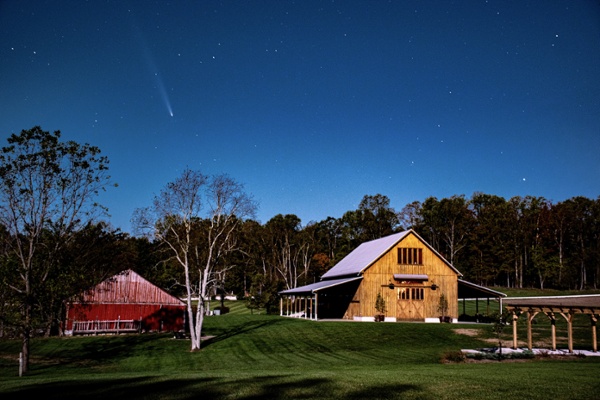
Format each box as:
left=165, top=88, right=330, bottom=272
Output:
left=280, top=298, right=283, bottom=316
left=546, top=312, right=557, bottom=351
left=559, top=311, right=574, bottom=353
left=526, top=310, right=540, bottom=351
left=512, top=311, right=519, bottom=350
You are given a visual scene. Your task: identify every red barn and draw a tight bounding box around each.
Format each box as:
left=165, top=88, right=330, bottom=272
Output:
left=65, top=269, right=186, bottom=335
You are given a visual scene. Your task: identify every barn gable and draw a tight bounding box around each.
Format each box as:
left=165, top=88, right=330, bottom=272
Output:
left=65, top=270, right=185, bottom=335
left=321, top=230, right=462, bottom=279
left=75, top=269, right=184, bottom=306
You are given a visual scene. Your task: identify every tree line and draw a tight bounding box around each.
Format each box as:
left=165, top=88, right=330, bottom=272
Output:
left=1, top=127, right=598, bottom=367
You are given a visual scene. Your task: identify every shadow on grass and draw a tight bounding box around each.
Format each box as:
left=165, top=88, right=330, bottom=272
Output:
left=3, top=374, right=422, bottom=400
left=28, top=334, right=169, bottom=371
left=202, top=318, right=283, bottom=347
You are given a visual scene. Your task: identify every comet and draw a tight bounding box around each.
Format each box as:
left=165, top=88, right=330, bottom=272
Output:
left=134, top=24, right=174, bottom=118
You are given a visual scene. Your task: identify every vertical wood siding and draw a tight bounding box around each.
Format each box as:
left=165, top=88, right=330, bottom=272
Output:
left=348, top=232, right=458, bottom=320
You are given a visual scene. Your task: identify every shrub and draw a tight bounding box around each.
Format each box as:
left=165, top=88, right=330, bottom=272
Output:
left=441, top=350, right=466, bottom=363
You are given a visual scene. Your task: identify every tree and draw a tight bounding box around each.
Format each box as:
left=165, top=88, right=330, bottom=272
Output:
left=490, top=311, right=511, bottom=357
left=399, top=200, right=423, bottom=231
left=563, top=196, right=596, bottom=290
left=133, top=169, right=256, bottom=351
left=467, top=193, right=513, bottom=286
left=265, top=214, right=315, bottom=290
left=0, top=127, right=112, bottom=373
left=357, top=194, right=401, bottom=239
left=339, top=194, right=400, bottom=253
left=436, top=195, right=473, bottom=267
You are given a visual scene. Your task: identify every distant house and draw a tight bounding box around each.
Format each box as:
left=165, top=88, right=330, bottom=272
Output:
left=65, top=269, right=186, bottom=335
left=279, top=229, right=504, bottom=322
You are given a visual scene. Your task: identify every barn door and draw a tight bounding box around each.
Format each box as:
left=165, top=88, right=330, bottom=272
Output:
left=396, top=287, right=425, bottom=321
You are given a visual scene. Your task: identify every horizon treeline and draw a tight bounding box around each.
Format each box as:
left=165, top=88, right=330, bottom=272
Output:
left=1, top=192, right=598, bottom=336
left=140, top=192, right=599, bottom=310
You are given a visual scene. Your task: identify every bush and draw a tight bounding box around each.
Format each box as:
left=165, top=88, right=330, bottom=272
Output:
left=441, top=350, right=466, bottom=363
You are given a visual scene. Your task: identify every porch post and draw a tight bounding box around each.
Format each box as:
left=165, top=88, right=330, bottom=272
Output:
left=591, top=315, right=598, bottom=353
left=315, top=292, right=318, bottom=320
left=304, top=296, right=308, bottom=319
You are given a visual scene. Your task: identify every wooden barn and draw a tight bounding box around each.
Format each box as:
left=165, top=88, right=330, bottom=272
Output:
left=65, top=269, right=186, bottom=335
left=279, top=229, right=504, bottom=322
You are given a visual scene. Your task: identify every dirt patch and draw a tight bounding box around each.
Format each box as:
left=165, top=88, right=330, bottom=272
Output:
left=453, top=328, right=497, bottom=344
left=453, top=328, right=479, bottom=337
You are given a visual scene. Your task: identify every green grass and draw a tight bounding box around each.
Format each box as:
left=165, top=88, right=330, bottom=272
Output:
left=1, top=298, right=599, bottom=399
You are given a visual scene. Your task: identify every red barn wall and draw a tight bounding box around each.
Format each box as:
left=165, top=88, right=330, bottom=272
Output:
left=66, top=303, right=185, bottom=332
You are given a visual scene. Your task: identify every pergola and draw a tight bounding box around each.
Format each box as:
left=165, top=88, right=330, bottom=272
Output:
left=503, top=295, right=600, bottom=353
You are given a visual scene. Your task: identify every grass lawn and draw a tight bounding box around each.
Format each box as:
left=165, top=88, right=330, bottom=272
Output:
left=1, top=298, right=599, bottom=399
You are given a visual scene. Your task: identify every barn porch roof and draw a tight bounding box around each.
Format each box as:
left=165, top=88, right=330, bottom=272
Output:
left=279, top=276, right=363, bottom=295
left=458, top=279, right=507, bottom=299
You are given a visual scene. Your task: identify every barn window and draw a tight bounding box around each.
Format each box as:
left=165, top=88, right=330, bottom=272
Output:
left=397, top=248, right=423, bottom=265
left=399, top=288, right=408, bottom=300
left=398, top=287, right=424, bottom=301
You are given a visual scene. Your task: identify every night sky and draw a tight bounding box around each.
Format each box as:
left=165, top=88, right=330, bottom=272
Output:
left=1, top=1, right=599, bottom=233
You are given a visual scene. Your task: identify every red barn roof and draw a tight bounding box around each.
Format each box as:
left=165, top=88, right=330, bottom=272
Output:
left=73, top=269, right=184, bottom=306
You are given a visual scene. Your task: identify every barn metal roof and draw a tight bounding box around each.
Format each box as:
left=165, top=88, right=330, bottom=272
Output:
left=279, top=276, right=363, bottom=295
left=71, top=269, right=185, bottom=306
left=321, top=231, right=411, bottom=279
left=458, top=279, right=507, bottom=299
left=321, top=229, right=461, bottom=279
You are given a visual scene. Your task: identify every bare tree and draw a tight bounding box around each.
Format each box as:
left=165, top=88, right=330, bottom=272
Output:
left=133, top=169, right=256, bottom=351
left=0, top=127, right=112, bottom=374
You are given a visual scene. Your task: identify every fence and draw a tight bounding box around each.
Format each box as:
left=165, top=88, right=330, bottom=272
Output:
left=72, top=318, right=141, bottom=335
